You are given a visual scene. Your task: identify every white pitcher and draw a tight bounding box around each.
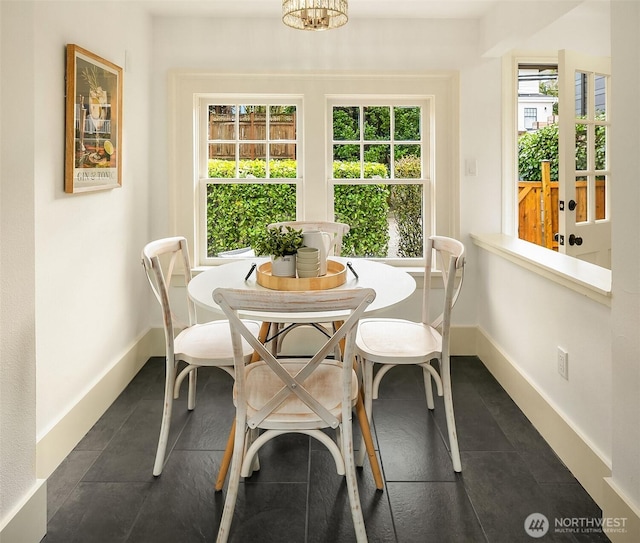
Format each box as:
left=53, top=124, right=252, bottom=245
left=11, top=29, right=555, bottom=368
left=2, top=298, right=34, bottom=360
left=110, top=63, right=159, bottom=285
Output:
left=302, top=230, right=332, bottom=275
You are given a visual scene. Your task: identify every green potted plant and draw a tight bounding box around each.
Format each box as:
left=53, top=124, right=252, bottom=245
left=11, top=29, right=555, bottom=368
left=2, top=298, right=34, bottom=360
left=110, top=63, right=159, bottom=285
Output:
left=254, top=225, right=304, bottom=277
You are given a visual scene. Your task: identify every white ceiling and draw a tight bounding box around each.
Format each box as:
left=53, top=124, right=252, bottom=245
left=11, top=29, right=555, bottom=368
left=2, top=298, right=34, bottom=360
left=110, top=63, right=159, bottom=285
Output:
left=135, top=0, right=579, bottom=20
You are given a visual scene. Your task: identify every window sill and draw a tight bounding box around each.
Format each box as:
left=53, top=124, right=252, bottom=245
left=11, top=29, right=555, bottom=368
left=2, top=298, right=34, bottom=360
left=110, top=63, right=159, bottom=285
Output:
left=471, top=233, right=612, bottom=306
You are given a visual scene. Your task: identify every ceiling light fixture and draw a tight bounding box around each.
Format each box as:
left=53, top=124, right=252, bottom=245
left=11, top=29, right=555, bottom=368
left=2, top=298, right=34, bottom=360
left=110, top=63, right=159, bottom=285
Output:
left=282, top=0, right=348, bottom=31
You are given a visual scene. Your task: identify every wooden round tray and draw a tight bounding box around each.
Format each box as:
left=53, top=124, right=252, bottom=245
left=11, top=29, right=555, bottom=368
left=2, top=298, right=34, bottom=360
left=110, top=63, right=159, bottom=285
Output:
left=256, top=260, right=347, bottom=291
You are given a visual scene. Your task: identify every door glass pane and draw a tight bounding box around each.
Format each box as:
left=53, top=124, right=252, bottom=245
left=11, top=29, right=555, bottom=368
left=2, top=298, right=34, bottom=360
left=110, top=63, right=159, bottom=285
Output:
left=595, top=74, right=607, bottom=119
left=595, top=125, right=607, bottom=171
left=575, top=175, right=588, bottom=223
left=333, top=107, right=360, bottom=140
left=364, top=106, right=390, bottom=141
left=596, top=175, right=607, bottom=221
left=574, top=72, right=588, bottom=118
left=207, top=183, right=296, bottom=257
left=575, top=123, right=587, bottom=171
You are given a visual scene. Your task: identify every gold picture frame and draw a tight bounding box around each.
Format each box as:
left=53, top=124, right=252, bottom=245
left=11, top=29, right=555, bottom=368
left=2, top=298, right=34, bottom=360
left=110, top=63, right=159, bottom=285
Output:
left=65, top=45, right=122, bottom=193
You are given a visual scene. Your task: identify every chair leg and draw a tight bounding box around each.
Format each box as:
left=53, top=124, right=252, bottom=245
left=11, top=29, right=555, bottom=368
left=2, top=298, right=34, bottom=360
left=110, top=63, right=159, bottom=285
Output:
left=441, top=356, right=462, bottom=472
left=215, top=422, right=235, bottom=491
left=216, top=418, right=246, bottom=543
left=188, top=367, right=197, bottom=410
left=355, top=359, right=374, bottom=465
left=355, top=389, right=384, bottom=490
left=341, top=417, right=368, bottom=543
left=153, top=358, right=176, bottom=476
left=422, top=365, right=435, bottom=410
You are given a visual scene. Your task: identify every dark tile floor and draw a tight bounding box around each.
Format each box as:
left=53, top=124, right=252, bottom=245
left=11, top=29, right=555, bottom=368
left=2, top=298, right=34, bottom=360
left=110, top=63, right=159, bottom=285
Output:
left=43, top=356, right=610, bottom=543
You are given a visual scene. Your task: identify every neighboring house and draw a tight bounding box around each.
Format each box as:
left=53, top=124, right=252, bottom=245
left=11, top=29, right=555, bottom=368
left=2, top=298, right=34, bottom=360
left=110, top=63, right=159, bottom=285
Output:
left=518, top=68, right=558, bottom=133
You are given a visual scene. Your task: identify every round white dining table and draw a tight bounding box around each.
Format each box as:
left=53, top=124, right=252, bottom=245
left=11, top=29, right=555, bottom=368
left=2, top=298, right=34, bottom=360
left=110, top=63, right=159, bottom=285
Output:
left=188, top=256, right=416, bottom=322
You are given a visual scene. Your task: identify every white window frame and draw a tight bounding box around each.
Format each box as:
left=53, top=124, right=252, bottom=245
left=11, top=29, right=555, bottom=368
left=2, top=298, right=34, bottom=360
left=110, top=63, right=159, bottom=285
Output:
left=327, top=97, right=434, bottom=266
left=197, top=96, right=303, bottom=266
left=168, top=71, right=459, bottom=269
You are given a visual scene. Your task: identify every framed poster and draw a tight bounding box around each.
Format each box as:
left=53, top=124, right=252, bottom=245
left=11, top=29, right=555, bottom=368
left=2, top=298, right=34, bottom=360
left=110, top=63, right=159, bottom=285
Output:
left=65, top=44, right=122, bottom=193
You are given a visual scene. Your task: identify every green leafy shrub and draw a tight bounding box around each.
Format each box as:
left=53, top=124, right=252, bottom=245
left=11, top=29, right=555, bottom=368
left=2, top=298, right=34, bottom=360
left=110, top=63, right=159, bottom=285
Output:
left=518, top=119, right=606, bottom=181
left=391, top=155, right=423, bottom=257
left=518, top=124, right=559, bottom=181
left=335, top=184, right=390, bottom=257
left=206, top=159, right=390, bottom=258
left=206, top=183, right=296, bottom=257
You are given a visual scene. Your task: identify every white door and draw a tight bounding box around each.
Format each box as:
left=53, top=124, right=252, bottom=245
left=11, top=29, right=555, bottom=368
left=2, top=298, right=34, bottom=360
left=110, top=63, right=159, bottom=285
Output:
left=558, top=50, right=611, bottom=268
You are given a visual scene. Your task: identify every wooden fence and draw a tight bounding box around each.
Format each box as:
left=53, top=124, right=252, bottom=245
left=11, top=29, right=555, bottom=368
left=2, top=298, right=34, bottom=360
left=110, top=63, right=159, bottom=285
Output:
left=208, top=112, right=296, bottom=160
left=519, top=161, right=606, bottom=249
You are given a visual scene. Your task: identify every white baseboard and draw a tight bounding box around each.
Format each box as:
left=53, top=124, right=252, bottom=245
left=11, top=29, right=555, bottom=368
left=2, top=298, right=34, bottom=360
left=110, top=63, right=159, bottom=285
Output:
left=0, top=479, right=47, bottom=543
left=474, top=326, right=640, bottom=539
left=475, top=327, right=611, bottom=505
left=602, top=478, right=640, bottom=542
left=451, top=325, right=477, bottom=355
left=36, top=328, right=164, bottom=479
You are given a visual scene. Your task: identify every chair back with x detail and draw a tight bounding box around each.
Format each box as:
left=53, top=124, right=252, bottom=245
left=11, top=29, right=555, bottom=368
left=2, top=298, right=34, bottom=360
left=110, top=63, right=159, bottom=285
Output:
left=213, top=287, right=375, bottom=543
left=141, top=237, right=260, bottom=476
left=355, top=235, right=466, bottom=472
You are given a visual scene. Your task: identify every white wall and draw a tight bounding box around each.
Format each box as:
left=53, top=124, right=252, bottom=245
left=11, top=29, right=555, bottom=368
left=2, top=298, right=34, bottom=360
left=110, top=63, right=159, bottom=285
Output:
left=0, top=0, right=152, bottom=534
left=463, top=0, right=616, bottom=473
left=32, top=1, right=152, bottom=443
left=610, top=0, right=640, bottom=513
left=0, top=0, right=40, bottom=531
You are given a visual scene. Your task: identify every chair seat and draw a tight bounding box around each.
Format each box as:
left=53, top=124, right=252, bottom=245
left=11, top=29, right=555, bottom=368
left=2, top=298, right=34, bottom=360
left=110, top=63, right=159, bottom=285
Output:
left=236, top=359, right=359, bottom=428
left=175, top=320, right=260, bottom=365
left=356, top=318, right=442, bottom=364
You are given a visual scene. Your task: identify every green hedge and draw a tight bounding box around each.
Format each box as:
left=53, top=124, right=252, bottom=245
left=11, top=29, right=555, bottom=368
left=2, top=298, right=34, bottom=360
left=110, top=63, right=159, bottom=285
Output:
left=206, top=159, right=423, bottom=258
left=518, top=120, right=606, bottom=181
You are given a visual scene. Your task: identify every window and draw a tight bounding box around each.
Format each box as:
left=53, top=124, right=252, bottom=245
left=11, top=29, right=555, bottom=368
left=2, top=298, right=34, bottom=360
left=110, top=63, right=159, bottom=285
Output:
left=524, top=107, right=538, bottom=130
left=329, top=102, right=428, bottom=260
left=202, top=101, right=301, bottom=260
left=170, top=73, right=458, bottom=267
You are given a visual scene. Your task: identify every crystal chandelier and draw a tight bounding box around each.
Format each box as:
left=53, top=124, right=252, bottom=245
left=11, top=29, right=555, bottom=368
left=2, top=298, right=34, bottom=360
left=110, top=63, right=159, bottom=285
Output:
left=282, top=0, right=348, bottom=31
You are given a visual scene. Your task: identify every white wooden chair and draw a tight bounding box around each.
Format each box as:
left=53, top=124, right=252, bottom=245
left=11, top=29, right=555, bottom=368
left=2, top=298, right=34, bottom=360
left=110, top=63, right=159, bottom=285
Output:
left=141, top=237, right=260, bottom=476
left=213, top=287, right=376, bottom=543
left=267, top=220, right=350, bottom=256
left=355, top=235, right=466, bottom=472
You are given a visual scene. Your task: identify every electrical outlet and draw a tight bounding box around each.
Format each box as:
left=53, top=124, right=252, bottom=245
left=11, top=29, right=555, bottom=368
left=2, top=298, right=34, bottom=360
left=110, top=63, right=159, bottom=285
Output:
left=557, top=347, right=569, bottom=380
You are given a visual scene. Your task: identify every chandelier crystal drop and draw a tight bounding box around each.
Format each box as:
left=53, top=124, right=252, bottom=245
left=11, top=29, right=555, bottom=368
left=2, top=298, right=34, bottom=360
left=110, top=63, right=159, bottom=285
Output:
left=282, top=0, right=348, bottom=31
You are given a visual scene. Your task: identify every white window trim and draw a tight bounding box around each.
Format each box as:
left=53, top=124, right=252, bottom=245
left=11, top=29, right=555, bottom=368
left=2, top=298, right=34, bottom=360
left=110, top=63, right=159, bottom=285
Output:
left=327, top=97, right=434, bottom=267
left=168, top=70, right=460, bottom=269
left=471, top=52, right=611, bottom=305
left=197, top=96, right=304, bottom=266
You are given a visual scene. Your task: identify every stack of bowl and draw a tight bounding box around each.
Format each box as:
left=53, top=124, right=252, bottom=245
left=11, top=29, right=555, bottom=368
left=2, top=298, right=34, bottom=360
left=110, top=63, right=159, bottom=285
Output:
left=296, top=247, right=320, bottom=278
